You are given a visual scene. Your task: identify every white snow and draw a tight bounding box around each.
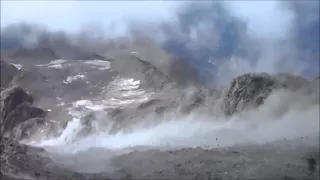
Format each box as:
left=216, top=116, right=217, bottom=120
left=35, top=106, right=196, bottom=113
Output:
left=84, top=60, right=111, bottom=70
left=63, top=74, right=86, bottom=84
left=102, top=77, right=153, bottom=107
left=37, top=59, right=68, bottom=69
left=11, top=63, right=22, bottom=70
left=36, top=59, right=110, bottom=70
left=72, top=100, right=105, bottom=111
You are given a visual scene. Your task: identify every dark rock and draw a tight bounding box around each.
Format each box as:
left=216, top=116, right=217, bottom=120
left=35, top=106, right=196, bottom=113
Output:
left=0, top=86, right=47, bottom=136
left=2, top=102, right=47, bottom=135
left=1, top=86, right=34, bottom=120
left=306, top=158, right=317, bottom=175
left=223, top=73, right=280, bottom=115
left=0, top=60, right=19, bottom=91
left=223, top=73, right=315, bottom=115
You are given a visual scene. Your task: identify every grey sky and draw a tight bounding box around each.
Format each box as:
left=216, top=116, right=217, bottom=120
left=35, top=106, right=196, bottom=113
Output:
left=1, top=0, right=180, bottom=33
left=1, top=0, right=295, bottom=39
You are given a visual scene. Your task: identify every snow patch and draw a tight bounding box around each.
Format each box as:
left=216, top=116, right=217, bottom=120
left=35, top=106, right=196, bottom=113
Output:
left=50, top=59, right=68, bottom=65
left=11, top=63, right=22, bottom=70
left=37, top=59, right=69, bottom=69
left=102, top=77, right=153, bottom=107
left=63, top=74, right=86, bottom=84
left=84, top=60, right=111, bottom=70
left=73, top=100, right=105, bottom=111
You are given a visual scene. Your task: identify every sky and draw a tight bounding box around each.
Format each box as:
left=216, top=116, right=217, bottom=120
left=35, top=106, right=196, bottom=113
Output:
left=0, top=0, right=296, bottom=39
left=1, top=0, right=180, bottom=33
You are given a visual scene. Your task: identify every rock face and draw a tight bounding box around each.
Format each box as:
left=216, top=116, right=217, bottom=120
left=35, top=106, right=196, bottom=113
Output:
left=0, top=81, right=85, bottom=179
left=0, top=60, right=19, bottom=91
left=0, top=86, right=47, bottom=137
left=1, top=86, right=34, bottom=119
left=222, top=73, right=314, bottom=115
left=223, top=73, right=280, bottom=115
left=0, top=40, right=318, bottom=179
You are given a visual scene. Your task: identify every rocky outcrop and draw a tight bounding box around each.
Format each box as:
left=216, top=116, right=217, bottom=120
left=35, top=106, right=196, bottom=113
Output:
left=224, top=73, right=272, bottom=115
left=2, top=102, right=46, bottom=135
left=1, top=86, right=34, bottom=119
left=223, top=73, right=283, bottom=115
left=222, top=73, right=315, bottom=115
left=0, top=86, right=47, bottom=137
left=0, top=60, right=19, bottom=91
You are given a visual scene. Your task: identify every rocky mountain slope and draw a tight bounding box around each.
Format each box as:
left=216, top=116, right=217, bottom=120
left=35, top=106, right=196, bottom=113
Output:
left=0, top=45, right=319, bottom=179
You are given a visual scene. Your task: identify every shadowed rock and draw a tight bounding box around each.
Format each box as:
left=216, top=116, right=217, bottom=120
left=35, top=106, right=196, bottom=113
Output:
left=1, top=86, right=34, bottom=120
left=223, top=73, right=314, bottom=115
left=223, top=73, right=282, bottom=115
left=0, top=60, right=19, bottom=91
left=0, top=86, right=47, bottom=136
left=1, top=102, right=47, bottom=136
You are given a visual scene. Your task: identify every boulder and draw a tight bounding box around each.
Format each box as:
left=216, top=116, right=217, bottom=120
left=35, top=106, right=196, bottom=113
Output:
left=223, top=73, right=281, bottom=115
